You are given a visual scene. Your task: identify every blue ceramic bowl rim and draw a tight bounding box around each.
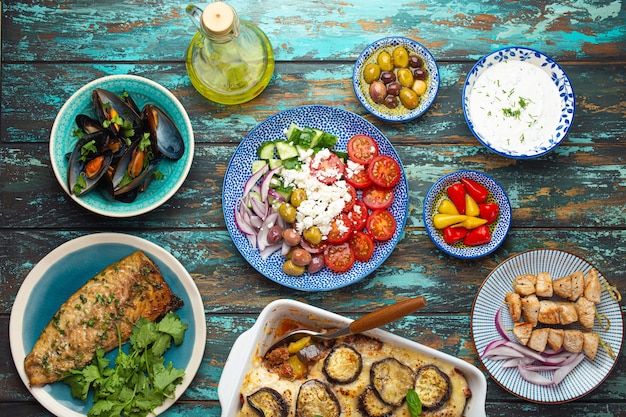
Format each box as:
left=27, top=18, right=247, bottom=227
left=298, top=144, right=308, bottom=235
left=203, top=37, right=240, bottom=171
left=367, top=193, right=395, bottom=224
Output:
left=462, top=46, right=575, bottom=159
left=352, top=37, right=440, bottom=122
left=422, top=169, right=512, bottom=259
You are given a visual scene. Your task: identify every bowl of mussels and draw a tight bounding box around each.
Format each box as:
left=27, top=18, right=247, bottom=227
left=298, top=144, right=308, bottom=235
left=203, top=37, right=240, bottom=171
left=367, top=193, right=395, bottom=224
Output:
left=50, top=74, right=194, bottom=217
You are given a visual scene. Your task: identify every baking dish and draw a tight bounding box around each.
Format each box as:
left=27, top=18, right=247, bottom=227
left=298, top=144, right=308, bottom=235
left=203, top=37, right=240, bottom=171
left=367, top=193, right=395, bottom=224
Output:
left=218, top=299, right=487, bottom=417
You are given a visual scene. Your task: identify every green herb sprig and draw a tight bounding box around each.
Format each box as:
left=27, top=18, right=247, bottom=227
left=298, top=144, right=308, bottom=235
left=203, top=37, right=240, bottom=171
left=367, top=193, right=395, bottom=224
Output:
left=406, top=388, right=422, bottom=417
left=62, top=313, right=188, bottom=417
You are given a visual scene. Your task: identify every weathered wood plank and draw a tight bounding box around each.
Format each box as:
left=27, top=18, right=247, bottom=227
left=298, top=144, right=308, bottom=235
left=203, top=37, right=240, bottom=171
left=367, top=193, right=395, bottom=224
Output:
left=1, top=62, right=625, bottom=145
left=2, top=0, right=624, bottom=62
left=1, top=230, right=624, bottom=314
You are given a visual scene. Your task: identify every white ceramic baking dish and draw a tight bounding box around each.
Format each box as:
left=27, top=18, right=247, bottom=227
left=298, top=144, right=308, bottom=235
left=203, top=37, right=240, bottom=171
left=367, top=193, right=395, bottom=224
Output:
left=218, top=298, right=487, bottom=417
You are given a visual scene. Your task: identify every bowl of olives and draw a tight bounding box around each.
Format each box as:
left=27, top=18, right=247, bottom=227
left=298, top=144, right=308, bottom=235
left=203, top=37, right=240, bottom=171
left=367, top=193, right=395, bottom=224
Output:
left=353, top=37, right=439, bottom=122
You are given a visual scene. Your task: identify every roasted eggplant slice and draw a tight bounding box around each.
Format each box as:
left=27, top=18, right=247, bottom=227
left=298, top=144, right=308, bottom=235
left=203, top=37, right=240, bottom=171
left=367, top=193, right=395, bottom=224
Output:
left=358, top=385, right=395, bottom=417
left=370, top=358, right=415, bottom=407
left=413, top=364, right=451, bottom=410
left=247, top=387, right=288, bottom=417
left=295, top=379, right=340, bottom=417
left=322, top=343, right=363, bottom=384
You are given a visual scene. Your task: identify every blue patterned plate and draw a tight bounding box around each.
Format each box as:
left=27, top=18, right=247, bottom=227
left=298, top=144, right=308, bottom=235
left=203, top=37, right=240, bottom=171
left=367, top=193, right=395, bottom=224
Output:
left=353, top=37, right=439, bottom=122
left=222, top=105, right=409, bottom=291
left=463, top=46, right=575, bottom=158
left=49, top=75, right=194, bottom=217
left=9, top=233, right=206, bottom=416
left=423, top=170, right=511, bottom=259
left=471, top=249, right=623, bottom=403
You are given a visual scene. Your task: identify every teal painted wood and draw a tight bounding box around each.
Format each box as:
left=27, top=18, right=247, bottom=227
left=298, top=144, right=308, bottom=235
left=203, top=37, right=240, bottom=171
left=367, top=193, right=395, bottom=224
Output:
left=2, top=0, right=625, bottom=62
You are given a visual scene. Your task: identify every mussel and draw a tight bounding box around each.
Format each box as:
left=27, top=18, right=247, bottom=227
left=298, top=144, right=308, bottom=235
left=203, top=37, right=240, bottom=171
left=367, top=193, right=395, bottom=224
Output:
left=92, top=88, right=143, bottom=137
left=67, top=136, right=113, bottom=196
left=142, top=104, right=185, bottom=160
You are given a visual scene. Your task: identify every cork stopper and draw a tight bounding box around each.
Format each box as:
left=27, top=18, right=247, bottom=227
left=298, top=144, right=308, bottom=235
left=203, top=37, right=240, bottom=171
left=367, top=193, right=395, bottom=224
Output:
left=201, top=2, right=235, bottom=36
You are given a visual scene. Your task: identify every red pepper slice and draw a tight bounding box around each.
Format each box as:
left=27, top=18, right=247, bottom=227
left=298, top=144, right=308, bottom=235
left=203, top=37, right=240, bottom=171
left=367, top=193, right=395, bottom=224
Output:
left=446, top=183, right=466, bottom=214
left=460, top=177, right=489, bottom=203
left=463, top=225, right=491, bottom=246
left=442, top=226, right=469, bottom=244
left=479, top=203, right=500, bottom=224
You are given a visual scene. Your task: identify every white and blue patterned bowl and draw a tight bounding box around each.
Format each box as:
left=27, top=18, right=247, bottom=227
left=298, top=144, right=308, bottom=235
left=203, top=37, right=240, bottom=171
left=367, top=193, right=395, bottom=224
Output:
left=423, top=170, right=511, bottom=259
left=50, top=75, right=194, bottom=217
left=222, top=105, right=409, bottom=291
left=462, top=46, right=575, bottom=158
left=353, top=37, right=439, bottom=122
left=471, top=249, right=623, bottom=403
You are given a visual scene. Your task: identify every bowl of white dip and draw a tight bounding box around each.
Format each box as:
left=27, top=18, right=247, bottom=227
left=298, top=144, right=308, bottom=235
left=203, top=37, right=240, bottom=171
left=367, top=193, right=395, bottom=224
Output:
left=463, top=47, right=575, bottom=158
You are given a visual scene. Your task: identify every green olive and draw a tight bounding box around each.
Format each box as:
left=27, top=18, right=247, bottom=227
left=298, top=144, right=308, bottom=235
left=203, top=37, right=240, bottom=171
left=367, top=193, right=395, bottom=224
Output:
left=412, top=79, right=427, bottom=96
left=290, top=188, right=307, bottom=208
left=363, top=63, right=381, bottom=84
left=397, top=68, right=414, bottom=88
left=303, top=226, right=323, bottom=245
left=279, top=202, right=297, bottom=223
left=377, top=51, right=394, bottom=71
left=282, top=259, right=305, bottom=276
left=399, top=87, right=419, bottom=110
left=392, top=46, right=409, bottom=68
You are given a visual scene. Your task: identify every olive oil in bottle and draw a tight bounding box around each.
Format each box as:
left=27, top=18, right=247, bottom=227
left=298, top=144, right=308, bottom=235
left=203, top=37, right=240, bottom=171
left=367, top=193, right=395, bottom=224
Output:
left=185, top=2, right=274, bottom=105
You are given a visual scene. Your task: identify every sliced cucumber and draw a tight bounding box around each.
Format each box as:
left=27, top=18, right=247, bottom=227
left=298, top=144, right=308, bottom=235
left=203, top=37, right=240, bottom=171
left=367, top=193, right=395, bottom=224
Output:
left=257, top=141, right=276, bottom=160
left=251, top=160, right=268, bottom=174
left=274, top=140, right=299, bottom=160
left=268, top=159, right=283, bottom=169
left=285, top=123, right=303, bottom=142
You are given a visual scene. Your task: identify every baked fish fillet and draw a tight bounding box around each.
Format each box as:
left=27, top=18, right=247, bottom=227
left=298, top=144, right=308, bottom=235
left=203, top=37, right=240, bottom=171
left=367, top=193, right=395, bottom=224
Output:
left=24, top=250, right=183, bottom=385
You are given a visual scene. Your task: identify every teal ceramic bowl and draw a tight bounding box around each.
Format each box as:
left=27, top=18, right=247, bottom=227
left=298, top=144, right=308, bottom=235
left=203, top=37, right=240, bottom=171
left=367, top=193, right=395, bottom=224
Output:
left=49, top=75, right=194, bottom=217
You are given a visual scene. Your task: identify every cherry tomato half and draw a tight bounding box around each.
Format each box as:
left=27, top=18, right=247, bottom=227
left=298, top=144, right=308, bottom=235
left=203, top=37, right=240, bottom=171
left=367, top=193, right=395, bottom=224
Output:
left=349, top=231, right=375, bottom=262
left=345, top=163, right=373, bottom=189
left=347, top=200, right=369, bottom=231
left=366, top=209, right=397, bottom=241
left=324, top=242, right=355, bottom=273
left=362, top=185, right=394, bottom=210
left=342, top=183, right=357, bottom=212
left=347, top=134, right=379, bottom=165
left=326, top=213, right=354, bottom=244
left=310, top=152, right=344, bottom=184
left=367, top=155, right=401, bottom=188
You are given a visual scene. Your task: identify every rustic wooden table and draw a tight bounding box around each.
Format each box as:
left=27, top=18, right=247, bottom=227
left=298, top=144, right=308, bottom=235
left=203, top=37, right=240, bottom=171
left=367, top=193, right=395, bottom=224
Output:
left=1, top=1, right=625, bottom=416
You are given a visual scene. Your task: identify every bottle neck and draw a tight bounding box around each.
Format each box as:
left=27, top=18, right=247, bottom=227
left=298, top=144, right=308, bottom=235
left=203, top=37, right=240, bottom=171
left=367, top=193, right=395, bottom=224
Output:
left=200, top=2, right=241, bottom=43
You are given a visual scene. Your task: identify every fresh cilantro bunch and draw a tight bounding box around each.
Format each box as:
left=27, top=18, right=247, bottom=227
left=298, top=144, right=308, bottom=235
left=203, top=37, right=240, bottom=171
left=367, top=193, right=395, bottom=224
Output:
left=63, top=313, right=188, bottom=417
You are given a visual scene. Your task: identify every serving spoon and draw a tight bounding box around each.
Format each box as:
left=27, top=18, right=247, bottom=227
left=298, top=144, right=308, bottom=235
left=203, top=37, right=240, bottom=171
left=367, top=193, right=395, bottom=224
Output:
left=263, top=296, right=427, bottom=357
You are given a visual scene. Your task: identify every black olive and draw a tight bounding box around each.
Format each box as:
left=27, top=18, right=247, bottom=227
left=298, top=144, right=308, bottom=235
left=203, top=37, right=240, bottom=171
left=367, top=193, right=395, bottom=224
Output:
left=413, top=364, right=452, bottom=410
left=370, top=358, right=415, bottom=407
left=322, top=343, right=362, bottom=384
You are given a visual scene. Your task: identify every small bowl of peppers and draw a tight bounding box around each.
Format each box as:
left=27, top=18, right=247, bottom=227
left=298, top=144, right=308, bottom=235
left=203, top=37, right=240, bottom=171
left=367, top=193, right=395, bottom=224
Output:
left=423, top=170, right=511, bottom=259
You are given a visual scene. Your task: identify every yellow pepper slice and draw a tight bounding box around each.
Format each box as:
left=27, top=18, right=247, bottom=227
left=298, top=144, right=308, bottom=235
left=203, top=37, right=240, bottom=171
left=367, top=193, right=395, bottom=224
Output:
left=437, top=199, right=459, bottom=215
left=451, top=216, right=487, bottom=229
left=433, top=214, right=468, bottom=229
left=465, top=194, right=480, bottom=217
left=288, top=355, right=307, bottom=378
left=288, top=336, right=311, bottom=354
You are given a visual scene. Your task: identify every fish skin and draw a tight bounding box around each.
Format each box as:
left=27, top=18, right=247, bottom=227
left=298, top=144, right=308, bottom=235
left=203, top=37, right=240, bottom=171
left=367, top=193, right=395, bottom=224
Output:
left=24, top=250, right=183, bottom=385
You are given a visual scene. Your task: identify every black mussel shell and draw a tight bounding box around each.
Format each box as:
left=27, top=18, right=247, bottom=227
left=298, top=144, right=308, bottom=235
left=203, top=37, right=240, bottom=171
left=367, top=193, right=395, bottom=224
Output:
left=75, top=114, right=104, bottom=135
left=67, top=137, right=113, bottom=196
left=92, top=88, right=142, bottom=136
left=111, top=137, right=164, bottom=196
left=121, top=90, right=141, bottom=115
left=142, top=104, right=185, bottom=160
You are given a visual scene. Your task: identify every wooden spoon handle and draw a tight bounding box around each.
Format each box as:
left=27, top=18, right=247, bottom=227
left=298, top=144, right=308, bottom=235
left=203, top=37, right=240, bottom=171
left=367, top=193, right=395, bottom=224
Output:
left=349, top=296, right=427, bottom=334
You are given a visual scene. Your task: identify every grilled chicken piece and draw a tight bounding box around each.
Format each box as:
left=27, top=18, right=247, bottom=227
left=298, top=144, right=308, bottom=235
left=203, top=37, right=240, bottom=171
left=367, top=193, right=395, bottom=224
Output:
left=505, top=292, right=522, bottom=322
left=584, top=269, right=602, bottom=303
left=538, top=300, right=560, bottom=325
left=553, top=275, right=573, bottom=300
left=521, top=294, right=540, bottom=327
left=512, top=322, right=533, bottom=346
left=513, top=274, right=537, bottom=296
left=569, top=271, right=585, bottom=301
left=563, top=330, right=584, bottom=354
left=24, top=251, right=182, bottom=385
left=558, top=302, right=579, bottom=325
left=547, top=329, right=564, bottom=351
left=575, top=296, right=596, bottom=330
left=535, top=272, right=553, bottom=297
left=582, top=332, right=600, bottom=360
left=527, top=328, right=550, bottom=353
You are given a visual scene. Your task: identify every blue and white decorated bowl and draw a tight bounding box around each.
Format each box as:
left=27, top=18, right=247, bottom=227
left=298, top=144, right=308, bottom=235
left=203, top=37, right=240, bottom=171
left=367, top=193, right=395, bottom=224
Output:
left=423, top=170, right=511, bottom=259
left=222, top=105, right=409, bottom=291
left=353, top=37, right=439, bottom=122
left=462, top=47, right=575, bottom=158
left=50, top=75, right=194, bottom=217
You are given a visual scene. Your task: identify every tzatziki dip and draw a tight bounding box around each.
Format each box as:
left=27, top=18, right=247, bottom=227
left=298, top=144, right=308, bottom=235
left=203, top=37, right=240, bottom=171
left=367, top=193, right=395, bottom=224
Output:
left=467, top=60, right=563, bottom=156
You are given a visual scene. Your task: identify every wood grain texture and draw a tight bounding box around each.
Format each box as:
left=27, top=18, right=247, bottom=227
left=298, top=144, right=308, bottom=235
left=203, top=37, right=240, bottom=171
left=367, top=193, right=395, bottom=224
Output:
left=1, top=0, right=625, bottom=415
